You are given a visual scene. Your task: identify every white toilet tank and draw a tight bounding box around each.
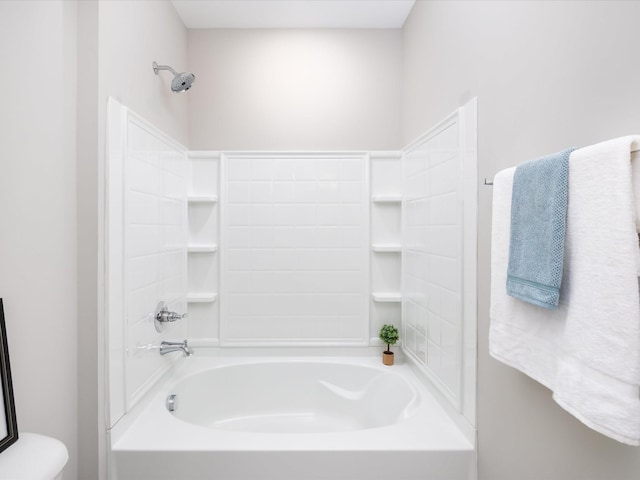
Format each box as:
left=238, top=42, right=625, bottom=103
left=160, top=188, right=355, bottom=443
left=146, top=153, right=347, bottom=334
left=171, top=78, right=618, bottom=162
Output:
left=0, top=433, right=68, bottom=480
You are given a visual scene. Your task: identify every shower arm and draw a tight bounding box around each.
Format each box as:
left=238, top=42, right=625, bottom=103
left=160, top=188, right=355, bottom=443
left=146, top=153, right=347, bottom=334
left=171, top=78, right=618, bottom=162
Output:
left=152, top=61, right=177, bottom=75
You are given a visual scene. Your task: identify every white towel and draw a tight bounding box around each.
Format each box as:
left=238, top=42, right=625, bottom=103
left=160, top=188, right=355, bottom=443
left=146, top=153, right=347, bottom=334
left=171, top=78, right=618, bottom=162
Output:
left=490, top=135, right=640, bottom=445
left=632, top=150, right=640, bottom=233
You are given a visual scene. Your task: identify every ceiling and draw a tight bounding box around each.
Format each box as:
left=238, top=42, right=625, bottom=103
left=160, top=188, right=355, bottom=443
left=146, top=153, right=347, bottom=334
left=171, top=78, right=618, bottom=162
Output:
left=171, top=0, right=416, bottom=29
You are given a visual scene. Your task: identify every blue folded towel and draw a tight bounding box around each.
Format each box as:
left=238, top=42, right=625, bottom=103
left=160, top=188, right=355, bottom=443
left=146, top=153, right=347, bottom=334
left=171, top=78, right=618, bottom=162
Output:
left=506, top=148, right=575, bottom=309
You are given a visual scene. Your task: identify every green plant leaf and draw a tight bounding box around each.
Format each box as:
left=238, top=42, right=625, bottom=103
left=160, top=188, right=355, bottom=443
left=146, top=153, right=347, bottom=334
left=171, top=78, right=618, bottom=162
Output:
left=379, top=324, right=399, bottom=345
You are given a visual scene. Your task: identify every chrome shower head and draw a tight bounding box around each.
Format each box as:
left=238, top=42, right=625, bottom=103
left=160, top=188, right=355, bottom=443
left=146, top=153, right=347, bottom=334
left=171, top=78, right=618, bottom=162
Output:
left=171, top=71, right=196, bottom=93
left=152, top=61, right=196, bottom=93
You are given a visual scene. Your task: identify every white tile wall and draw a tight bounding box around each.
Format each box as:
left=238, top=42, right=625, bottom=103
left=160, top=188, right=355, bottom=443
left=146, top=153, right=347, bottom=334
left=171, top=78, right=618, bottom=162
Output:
left=403, top=116, right=463, bottom=406
left=124, top=116, right=188, bottom=407
left=401, top=100, right=477, bottom=428
left=107, top=98, right=188, bottom=422
left=221, top=153, right=369, bottom=346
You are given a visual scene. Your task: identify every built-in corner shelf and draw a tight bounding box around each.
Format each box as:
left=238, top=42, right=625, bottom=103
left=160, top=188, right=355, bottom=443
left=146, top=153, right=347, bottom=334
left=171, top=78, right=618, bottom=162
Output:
left=370, top=152, right=402, bottom=348
left=188, top=195, right=218, bottom=203
left=187, top=293, right=218, bottom=303
left=372, top=244, right=402, bottom=253
left=372, top=292, right=402, bottom=303
left=187, top=244, right=218, bottom=253
left=371, top=194, right=402, bottom=204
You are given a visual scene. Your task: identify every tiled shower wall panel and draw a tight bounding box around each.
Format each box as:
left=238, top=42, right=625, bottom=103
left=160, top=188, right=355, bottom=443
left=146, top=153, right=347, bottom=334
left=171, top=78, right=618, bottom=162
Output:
left=110, top=102, right=189, bottom=414
left=221, top=153, right=369, bottom=346
left=403, top=117, right=462, bottom=407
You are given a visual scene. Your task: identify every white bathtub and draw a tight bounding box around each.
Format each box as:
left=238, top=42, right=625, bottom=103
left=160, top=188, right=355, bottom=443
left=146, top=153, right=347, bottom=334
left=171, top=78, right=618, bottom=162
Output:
left=110, top=356, right=474, bottom=480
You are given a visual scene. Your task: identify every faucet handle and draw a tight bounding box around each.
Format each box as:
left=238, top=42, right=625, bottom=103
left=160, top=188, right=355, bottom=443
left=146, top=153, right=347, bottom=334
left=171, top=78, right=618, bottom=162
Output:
left=158, top=311, right=188, bottom=322
left=154, top=301, right=188, bottom=332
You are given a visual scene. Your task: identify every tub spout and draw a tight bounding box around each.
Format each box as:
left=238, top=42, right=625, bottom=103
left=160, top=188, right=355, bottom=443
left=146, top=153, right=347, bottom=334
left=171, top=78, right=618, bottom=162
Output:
left=160, top=340, right=193, bottom=357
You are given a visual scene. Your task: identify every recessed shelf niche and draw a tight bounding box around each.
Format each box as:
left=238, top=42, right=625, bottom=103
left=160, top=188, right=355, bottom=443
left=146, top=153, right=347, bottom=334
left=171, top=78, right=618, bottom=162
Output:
left=186, top=151, right=220, bottom=344
left=369, top=151, right=402, bottom=344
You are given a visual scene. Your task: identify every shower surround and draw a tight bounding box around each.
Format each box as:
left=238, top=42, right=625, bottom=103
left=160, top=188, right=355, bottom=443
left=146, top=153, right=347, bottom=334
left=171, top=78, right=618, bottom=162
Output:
left=105, top=97, right=477, bottom=479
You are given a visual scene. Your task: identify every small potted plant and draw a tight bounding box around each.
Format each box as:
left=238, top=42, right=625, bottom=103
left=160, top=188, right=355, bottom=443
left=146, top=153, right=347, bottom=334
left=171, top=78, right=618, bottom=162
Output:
left=379, top=324, right=399, bottom=366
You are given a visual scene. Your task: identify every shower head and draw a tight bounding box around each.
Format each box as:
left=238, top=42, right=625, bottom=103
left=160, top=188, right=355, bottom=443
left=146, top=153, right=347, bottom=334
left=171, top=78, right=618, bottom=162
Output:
left=152, top=61, right=196, bottom=93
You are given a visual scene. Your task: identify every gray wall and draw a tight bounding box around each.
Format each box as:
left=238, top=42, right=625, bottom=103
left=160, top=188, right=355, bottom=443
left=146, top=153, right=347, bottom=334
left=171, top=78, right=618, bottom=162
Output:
left=187, top=29, right=402, bottom=151
left=77, top=2, right=99, bottom=478
left=0, top=1, right=78, bottom=479
left=402, top=1, right=640, bottom=478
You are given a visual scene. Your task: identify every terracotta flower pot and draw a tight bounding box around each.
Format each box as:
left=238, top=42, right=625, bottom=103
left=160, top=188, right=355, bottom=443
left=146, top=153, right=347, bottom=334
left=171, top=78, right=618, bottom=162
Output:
left=382, top=351, right=394, bottom=366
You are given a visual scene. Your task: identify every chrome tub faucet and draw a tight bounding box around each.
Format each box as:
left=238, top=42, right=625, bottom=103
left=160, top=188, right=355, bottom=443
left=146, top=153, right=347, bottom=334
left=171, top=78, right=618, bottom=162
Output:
left=160, top=340, right=193, bottom=357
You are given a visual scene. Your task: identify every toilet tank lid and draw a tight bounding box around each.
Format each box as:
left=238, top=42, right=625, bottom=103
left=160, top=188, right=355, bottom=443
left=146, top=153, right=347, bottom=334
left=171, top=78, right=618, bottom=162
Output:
left=0, top=433, right=68, bottom=480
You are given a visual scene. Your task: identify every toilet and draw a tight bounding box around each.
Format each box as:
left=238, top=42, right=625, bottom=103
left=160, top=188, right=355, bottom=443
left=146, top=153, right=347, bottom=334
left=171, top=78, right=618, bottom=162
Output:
left=0, top=433, right=68, bottom=480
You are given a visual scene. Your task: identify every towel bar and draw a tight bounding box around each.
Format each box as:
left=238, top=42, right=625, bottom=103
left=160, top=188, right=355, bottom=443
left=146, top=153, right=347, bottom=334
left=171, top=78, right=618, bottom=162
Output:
left=484, top=145, right=639, bottom=187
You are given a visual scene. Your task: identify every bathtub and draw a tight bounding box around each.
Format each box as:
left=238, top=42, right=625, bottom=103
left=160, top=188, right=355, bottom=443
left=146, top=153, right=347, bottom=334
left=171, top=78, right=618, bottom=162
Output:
left=110, top=355, right=474, bottom=480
